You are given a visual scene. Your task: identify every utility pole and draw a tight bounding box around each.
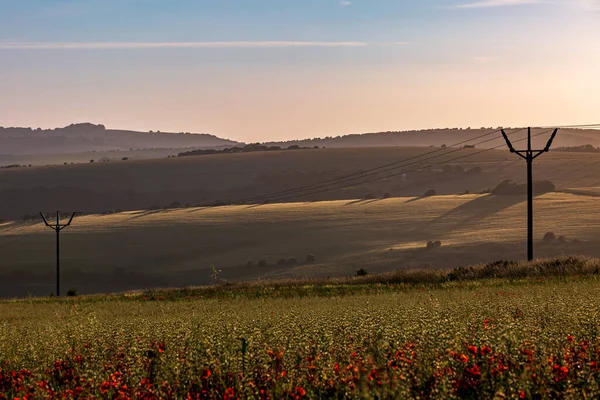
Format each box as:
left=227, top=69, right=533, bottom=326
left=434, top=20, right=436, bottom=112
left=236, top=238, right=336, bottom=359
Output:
left=501, top=127, right=558, bottom=261
left=40, top=211, right=76, bottom=297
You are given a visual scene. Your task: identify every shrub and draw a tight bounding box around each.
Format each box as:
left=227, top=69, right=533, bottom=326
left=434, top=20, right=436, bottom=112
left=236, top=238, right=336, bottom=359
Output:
left=535, top=180, right=556, bottom=194
left=424, top=189, right=437, bottom=197
left=66, top=289, right=78, bottom=297
left=210, top=265, right=221, bottom=283
left=427, top=241, right=442, bottom=249
left=277, top=258, right=287, bottom=266
left=383, top=192, right=391, bottom=199
left=288, top=258, right=298, bottom=266
left=89, top=159, right=94, bottom=163
left=356, top=268, right=368, bottom=276
left=543, top=232, right=556, bottom=243
left=169, top=201, right=181, bottom=209
left=258, top=260, right=268, bottom=267
left=492, top=180, right=522, bottom=195
left=558, top=235, right=567, bottom=244
left=492, top=180, right=556, bottom=195
left=305, top=254, right=316, bottom=264
left=464, top=190, right=470, bottom=195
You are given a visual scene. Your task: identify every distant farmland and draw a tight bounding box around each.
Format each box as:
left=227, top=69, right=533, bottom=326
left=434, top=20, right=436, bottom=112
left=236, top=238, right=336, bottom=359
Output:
left=1, top=192, right=600, bottom=297
left=2, top=143, right=600, bottom=221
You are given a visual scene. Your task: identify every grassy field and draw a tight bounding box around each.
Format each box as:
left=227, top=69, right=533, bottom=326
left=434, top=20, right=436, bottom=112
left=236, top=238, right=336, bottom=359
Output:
left=2, top=270, right=600, bottom=399
left=2, top=192, right=600, bottom=297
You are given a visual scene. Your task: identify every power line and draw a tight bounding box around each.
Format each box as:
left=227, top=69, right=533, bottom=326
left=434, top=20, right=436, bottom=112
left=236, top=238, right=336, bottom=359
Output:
left=262, top=129, right=555, bottom=204
left=237, top=128, right=510, bottom=204
left=542, top=123, right=600, bottom=129
left=239, top=128, right=525, bottom=205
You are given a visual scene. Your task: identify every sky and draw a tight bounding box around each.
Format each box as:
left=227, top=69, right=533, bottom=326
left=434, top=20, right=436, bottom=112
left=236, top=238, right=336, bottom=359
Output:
left=0, top=0, right=599, bottom=142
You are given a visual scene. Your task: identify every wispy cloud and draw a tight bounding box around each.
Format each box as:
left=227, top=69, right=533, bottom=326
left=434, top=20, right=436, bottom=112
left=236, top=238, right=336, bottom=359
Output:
left=340, top=1, right=352, bottom=6
left=0, top=41, right=409, bottom=50
left=454, top=0, right=546, bottom=8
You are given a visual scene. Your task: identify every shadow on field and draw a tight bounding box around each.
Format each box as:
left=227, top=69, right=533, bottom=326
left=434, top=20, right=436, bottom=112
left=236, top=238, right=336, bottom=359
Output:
left=413, top=194, right=538, bottom=238
left=404, top=196, right=427, bottom=204
left=185, top=207, right=209, bottom=213
left=127, top=210, right=170, bottom=221
left=344, top=199, right=384, bottom=206
left=436, top=194, right=525, bottom=224
left=344, top=199, right=367, bottom=206
left=4, top=238, right=600, bottom=299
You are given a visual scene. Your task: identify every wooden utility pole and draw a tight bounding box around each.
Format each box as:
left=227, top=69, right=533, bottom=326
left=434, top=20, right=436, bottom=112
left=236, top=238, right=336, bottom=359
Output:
left=501, top=127, right=558, bottom=261
left=40, top=212, right=76, bottom=296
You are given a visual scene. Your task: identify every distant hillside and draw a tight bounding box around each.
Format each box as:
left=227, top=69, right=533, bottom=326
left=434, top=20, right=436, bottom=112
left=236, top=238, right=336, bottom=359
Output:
left=266, top=128, right=600, bottom=149
left=0, top=123, right=241, bottom=155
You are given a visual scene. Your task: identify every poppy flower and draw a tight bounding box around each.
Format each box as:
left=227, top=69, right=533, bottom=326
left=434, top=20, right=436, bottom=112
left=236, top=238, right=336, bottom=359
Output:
left=224, top=387, right=235, bottom=400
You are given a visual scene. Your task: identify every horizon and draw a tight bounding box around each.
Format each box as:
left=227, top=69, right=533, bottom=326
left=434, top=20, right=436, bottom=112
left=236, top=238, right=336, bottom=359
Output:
left=1, top=0, right=599, bottom=142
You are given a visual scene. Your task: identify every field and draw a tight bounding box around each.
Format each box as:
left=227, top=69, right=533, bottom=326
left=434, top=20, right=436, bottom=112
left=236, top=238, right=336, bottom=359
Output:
left=2, top=271, right=600, bottom=399
left=2, top=191, right=600, bottom=297
left=2, top=143, right=600, bottom=221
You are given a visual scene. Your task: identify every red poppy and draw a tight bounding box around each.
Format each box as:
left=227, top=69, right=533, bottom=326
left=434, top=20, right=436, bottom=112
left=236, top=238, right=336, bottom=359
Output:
left=466, top=365, right=481, bottom=379
left=468, top=346, right=478, bottom=355
left=224, top=387, right=235, bottom=400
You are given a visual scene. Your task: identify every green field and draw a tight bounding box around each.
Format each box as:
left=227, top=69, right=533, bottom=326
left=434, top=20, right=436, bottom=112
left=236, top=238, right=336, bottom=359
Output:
left=2, top=271, right=600, bottom=399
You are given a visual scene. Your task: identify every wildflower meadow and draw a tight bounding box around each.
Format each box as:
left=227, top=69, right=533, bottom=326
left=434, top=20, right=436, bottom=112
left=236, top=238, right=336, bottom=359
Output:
left=2, top=277, right=600, bottom=399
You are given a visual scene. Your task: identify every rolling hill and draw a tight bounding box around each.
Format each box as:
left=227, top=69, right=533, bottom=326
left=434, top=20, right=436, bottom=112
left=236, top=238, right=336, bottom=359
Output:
left=0, top=123, right=240, bottom=155
left=268, top=127, right=600, bottom=149
left=1, top=192, right=600, bottom=297
left=0, top=145, right=599, bottom=221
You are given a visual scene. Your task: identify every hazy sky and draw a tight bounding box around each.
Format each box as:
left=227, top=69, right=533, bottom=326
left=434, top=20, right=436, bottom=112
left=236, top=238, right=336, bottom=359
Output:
left=1, top=0, right=599, bottom=142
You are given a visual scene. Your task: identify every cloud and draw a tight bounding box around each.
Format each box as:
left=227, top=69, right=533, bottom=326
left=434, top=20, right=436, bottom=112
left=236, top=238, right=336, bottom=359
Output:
left=0, top=41, right=409, bottom=50
left=454, top=0, right=546, bottom=8
left=340, top=1, right=352, bottom=5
